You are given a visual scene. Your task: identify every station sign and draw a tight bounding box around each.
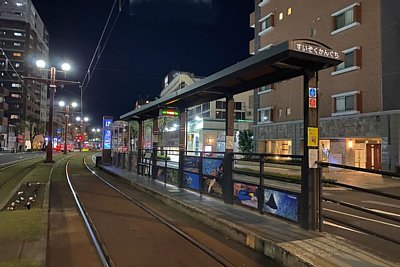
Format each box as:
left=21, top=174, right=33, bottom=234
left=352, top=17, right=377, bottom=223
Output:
left=308, top=87, right=317, bottom=109
left=291, top=40, right=341, bottom=60
left=159, top=109, right=180, bottom=117
left=102, top=116, right=113, bottom=150
left=309, top=87, right=317, bottom=98
left=309, top=98, right=317, bottom=108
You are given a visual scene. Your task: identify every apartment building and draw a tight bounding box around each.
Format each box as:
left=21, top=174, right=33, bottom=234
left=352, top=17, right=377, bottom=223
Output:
left=0, top=0, right=49, bottom=150
left=250, top=0, right=400, bottom=171
left=155, top=70, right=253, bottom=152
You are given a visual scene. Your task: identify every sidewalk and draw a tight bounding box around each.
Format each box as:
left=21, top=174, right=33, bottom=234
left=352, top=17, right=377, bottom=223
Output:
left=99, top=164, right=398, bottom=267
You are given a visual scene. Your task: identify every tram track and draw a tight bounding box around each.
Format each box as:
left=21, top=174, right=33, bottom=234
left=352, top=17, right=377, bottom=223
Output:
left=65, top=154, right=265, bottom=267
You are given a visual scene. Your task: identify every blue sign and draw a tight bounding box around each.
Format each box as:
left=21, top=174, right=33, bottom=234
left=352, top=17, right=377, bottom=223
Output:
left=103, top=129, right=112, bottom=149
left=103, top=119, right=112, bottom=128
left=309, top=87, right=317, bottom=98
left=183, top=172, right=200, bottom=190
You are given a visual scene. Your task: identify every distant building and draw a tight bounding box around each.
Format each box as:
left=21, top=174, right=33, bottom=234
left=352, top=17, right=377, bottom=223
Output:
left=157, top=70, right=253, bottom=153
left=250, top=0, right=400, bottom=171
left=0, top=86, right=9, bottom=148
left=0, top=0, right=49, bottom=150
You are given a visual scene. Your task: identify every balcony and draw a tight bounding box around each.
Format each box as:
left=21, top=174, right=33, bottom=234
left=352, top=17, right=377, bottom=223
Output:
left=250, top=11, right=255, bottom=28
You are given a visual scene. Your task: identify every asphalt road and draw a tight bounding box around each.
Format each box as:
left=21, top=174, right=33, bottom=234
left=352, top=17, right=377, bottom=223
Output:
left=0, top=151, right=46, bottom=166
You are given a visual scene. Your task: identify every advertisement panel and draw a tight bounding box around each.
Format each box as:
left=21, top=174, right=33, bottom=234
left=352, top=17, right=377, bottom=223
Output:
left=202, top=158, right=223, bottom=197
left=166, top=169, right=178, bottom=185
left=103, top=129, right=112, bottom=149
left=233, top=182, right=258, bottom=209
left=183, top=156, right=200, bottom=173
left=263, top=188, right=298, bottom=221
left=183, top=172, right=200, bottom=190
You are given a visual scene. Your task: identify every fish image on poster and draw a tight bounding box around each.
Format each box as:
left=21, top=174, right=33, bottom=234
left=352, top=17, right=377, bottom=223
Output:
left=183, top=156, right=200, bottom=173
left=263, top=188, right=298, bottom=221
left=183, top=172, right=200, bottom=190
left=234, top=182, right=258, bottom=209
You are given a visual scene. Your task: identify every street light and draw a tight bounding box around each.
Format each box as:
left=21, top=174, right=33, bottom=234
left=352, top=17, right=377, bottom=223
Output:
left=59, top=101, right=78, bottom=154
left=32, top=59, right=79, bottom=163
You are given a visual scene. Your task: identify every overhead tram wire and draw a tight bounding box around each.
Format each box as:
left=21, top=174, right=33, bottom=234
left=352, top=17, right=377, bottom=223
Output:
left=79, top=0, right=127, bottom=116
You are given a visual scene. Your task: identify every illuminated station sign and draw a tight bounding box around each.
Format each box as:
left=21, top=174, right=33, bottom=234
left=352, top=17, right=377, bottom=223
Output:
left=159, top=109, right=180, bottom=117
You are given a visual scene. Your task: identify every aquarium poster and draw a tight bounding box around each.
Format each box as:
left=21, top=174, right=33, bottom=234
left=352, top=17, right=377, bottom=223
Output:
left=183, top=156, right=200, bottom=173
left=263, top=188, right=298, bottom=221
left=233, top=182, right=258, bottom=209
left=202, top=158, right=223, bottom=176
left=183, top=172, right=200, bottom=190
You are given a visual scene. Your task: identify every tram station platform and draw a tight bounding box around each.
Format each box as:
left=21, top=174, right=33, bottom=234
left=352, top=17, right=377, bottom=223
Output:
left=99, top=164, right=397, bottom=267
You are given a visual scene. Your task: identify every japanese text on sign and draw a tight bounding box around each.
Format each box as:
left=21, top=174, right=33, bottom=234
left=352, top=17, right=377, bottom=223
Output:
left=307, top=127, right=319, bottom=147
left=294, top=43, right=340, bottom=60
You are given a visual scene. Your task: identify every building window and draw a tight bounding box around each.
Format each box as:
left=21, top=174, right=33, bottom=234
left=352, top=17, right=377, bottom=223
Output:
left=234, top=102, right=242, bottom=110
left=11, top=93, right=21, bottom=98
left=332, top=91, right=361, bottom=116
left=259, top=13, right=275, bottom=35
left=202, top=102, right=210, bottom=111
left=331, top=3, right=361, bottom=35
left=258, top=108, right=273, bottom=123
left=332, top=46, right=361, bottom=76
left=13, top=32, right=23, bottom=37
left=216, top=101, right=226, bottom=110
left=287, top=7, right=292, bottom=15
left=259, top=0, right=270, bottom=7
left=10, top=114, right=20, bottom=119
left=215, top=111, right=226, bottom=119
left=286, top=107, right=291, bottom=116
left=195, top=106, right=201, bottom=114
left=13, top=42, right=21, bottom=47
left=202, top=111, right=210, bottom=118
left=278, top=109, right=283, bottom=117
left=235, top=112, right=246, bottom=120
left=12, top=52, right=21, bottom=57
left=279, top=12, right=283, bottom=20
left=310, top=28, right=317, bottom=37
left=11, top=83, right=21, bottom=88
left=258, top=84, right=274, bottom=94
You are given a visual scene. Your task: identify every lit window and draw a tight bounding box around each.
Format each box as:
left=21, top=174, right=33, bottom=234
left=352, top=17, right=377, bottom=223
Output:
left=331, top=3, right=361, bottom=35
left=286, top=107, right=291, bottom=116
left=287, top=7, right=292, bottom=15
left=11, top=93, right=21, bottom=98
left=12, top=83, right=21, bottom=88
left=258, top=108, right=273, bottom=123
left=10, top=114, right=20, bottom=119
left=12, top=52, right=21, bottom=57
left=332, top=91, right=361, bottom=116
left=278, top=109, right=282, bottom=117
left=15, top=63, right=20, bottom=68
left=14, top=32, right=22, bottom=37
left=332, top=47, right=361, bottom=75
left=279, top=12, right=283, bottom=20
left=13, top=42, right=21, bottom=46
left=16, top=2, right=23, bottom=6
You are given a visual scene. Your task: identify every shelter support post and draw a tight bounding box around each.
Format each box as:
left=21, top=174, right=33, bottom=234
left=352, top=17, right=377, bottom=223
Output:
left=223, top=94, right=234, bottom=204
left=152, top=117, right=158, bottom=179
left=137, top=120, right=143, bottom=174
left=300, top=70, right=322, bottom=230
left=178, top=109, right=187, bottom=188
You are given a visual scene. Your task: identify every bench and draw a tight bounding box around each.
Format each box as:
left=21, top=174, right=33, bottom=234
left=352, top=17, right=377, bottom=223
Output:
left=138, top=152, right=152, bottom=177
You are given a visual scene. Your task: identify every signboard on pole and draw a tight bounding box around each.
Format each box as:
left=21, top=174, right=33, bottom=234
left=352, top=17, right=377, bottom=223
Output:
left=102, top=116, right=113, bottom=164
left=307, top=127, right=318, bottom=147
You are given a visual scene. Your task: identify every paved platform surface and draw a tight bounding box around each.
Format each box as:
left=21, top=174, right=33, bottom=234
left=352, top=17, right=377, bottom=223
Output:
left=99, top=164, right=399, bottom=267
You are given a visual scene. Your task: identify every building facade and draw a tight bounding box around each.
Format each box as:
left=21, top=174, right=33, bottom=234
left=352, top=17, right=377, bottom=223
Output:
left=157, top=70, right=253, bottom=153
left=250, top=0, right=400, bottom=171
left=0, top=0, right=49, bottom=150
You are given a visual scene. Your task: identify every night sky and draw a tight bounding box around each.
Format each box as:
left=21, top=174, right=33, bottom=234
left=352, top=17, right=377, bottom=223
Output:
left=31, top=0, right=254, bottom=126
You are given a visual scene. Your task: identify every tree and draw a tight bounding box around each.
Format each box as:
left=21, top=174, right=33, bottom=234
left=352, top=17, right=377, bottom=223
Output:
left=238, top=129, right=253, bottom=155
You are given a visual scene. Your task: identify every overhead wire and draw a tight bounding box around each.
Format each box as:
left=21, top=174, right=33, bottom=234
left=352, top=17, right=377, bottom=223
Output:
left=80, top=0, right=127, bottom=95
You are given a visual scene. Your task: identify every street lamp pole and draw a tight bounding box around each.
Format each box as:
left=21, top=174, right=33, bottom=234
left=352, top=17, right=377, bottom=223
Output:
left=46, top=67, right=56, bottom=163
left=63, top=105, right=70, bottom=155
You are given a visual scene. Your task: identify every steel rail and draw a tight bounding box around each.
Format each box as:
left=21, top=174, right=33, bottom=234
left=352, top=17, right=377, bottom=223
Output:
left=65, top=156, right=112, bottom=267
left=83, top=155, right=234, bottom=267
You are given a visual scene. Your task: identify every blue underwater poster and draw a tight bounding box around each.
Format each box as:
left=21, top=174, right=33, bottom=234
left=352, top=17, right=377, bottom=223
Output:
left=183, top=172, right=200, bottom=190
left=263, top=188, right=298, bottom=221
left=234, top=182, right=258, bottom=209
left=202, top=158, right=223, bottom=176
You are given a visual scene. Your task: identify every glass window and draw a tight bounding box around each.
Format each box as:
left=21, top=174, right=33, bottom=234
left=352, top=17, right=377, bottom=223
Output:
left=286, top=107, right=291, bottom=116
left=195, top=106, right=201, bottom=114
left=258, top=109, right=272, bottom=123
left=235, top=112, right=245, bottom=120
left=261, top=16, right=273, bottom=31
left=335, top=95, right=354, bottom=112
left=259, top=84, right=273, bottom=93
left=202, top=111, right=210, bottom=118
left=11, top=93, right=21, bottom=98
left=234, top=102, right=242, bottom=110
left=202, top=102, right=210, bottom=111
left=216, top=101, right=226, bottom=109
left=215, top=111, right=226, bottom=119
left=334, top=9, right=354, bottom=30
left=335, top=51, right=355, bottom=71
left=10, top=114, right=20, bottom=119
left=13, top=32, right=23, bottom=37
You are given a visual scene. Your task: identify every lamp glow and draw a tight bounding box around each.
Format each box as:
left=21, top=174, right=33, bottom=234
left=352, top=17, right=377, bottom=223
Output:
left=71, top=102, right=78, bottom=108
left=36, top=59, right=46, bottom=69
left=58, top=101, right=65, bottom=107
left=61, top=63, right=71, bottom=71
left=76, top=116, right=81, bottom=122
left=84, top=117, right=89, bottom=122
